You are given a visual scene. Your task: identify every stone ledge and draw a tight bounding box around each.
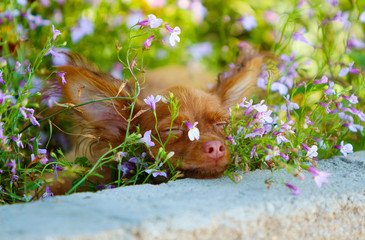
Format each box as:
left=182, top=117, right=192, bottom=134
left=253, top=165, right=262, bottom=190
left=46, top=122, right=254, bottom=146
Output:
left=1, top=151, right=364, bottom=240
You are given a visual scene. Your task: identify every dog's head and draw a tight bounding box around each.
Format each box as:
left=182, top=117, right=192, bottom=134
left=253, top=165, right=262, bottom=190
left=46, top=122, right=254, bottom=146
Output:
left=50, top=47, right=263, bottom=178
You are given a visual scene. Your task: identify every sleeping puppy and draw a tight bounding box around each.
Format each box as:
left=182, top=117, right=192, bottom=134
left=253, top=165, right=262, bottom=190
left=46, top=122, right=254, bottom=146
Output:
left=47, top=45, right=263, bottom=194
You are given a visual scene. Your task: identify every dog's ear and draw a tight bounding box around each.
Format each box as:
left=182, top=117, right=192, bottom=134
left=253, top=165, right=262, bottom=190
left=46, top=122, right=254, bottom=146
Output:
left=212, top=45, right=263, bottom=108
left=52, top=62, right=140, bottom=138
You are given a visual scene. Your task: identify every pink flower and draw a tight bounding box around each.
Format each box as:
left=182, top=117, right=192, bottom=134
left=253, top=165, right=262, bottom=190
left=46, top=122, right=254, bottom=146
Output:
left=10, top=133, right=24, bottom=149
left=324, top=81, right=335, bottom=95
left=138, top=14, right=163, bottom=28
left=165, top=25, right=181, bottom=46
left=144, top=35, right=155, bottom=50
left=45, top=45, right=60, bottom=57
left=185, top=121, right=199, bottom=141
left=250, top=144, right=258, bottom=158
left=308, top=167, right=331, bottom=188
left=286, top=183, right=300, bottom=195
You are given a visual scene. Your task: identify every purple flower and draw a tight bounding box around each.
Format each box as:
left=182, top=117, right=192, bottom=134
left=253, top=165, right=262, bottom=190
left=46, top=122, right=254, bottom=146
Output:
left=313, top=76, right=328, bottom=84
left=250, top=144, right=258, bottom=158
left=11, top=174, right=19, bottom=183
left=70, top=18, right=94, bottom=43
left=306, top=145, right=318, bottom=159
left=52, top=25, right=61, bottom=42
left=188, top=42, right=213, bottom=59
left=226, top=136, right=236, bottom=145
left=6, top=159, right=16, bottom=174
left=0, top=91, right=12, bottom=104
left=293, top=27, right=311, bottom=44
left=252, top=100, right=268, bottom=113
left=331, top=11, right=351, bottom=29
left=19, top=107, right=40, bottom=127
left=52, top=164, right=63, bottom=178
left=324, top=81, right=336, bottom=95
left=42, top=186, right=54, bottom=199
left=308, top=167, right=331, bottom=188
left=281, top=94, right=299, bottom=112
left=280, top=152, right=289, bottom=161
left=271, top=82, right=288, bottom=95
left=185, top=121, right=200, bottom=141
left=115, top=151, right=128, bottom=162
left=276, top=133, right=289, bottom=145
left=10, top=133, right=24, bottom=149
left=165, top=25, right=181, bottom=47
left=118, top=162, right=134, bottom=176
left=25, top=9, right=51, bottom=29
left=296, top=0, right=306, bottom=8
left=0, top=70, right=4, bottom=84
left=334, top=141, right=353, bottom=156
left=57, top=71, right=67, bottom=85
left=286, top=183, right=300, bottom=195
left=45, top=45, right=60, bottom=57
left=342, top=94, right=358, bottom=104
left=144, top=35, right=155, bottom=50
left=139, top=130, right=155, bottom=147
left=144, top=95, right=162, bottom=111
left=138, top=14, right=163, bottom=28
left=360, top=10, right=365, bottom=23
left=339, top=62, right=360, bottom=77
left=232, top=170, right=243, bottom=183
left=238, top=15, right=257, bottom=31
left=145, top=169, right=167, bottom=178
left=13, top=61, right=21, bottom=71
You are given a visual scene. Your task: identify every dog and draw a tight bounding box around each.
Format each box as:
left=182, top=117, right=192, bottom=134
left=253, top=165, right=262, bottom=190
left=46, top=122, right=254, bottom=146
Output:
left=47, top=44, right=263, bottom=194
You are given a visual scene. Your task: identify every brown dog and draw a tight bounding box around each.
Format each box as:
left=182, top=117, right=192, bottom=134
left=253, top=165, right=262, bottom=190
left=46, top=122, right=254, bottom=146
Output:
left=48, top=45, right=263, bottom=194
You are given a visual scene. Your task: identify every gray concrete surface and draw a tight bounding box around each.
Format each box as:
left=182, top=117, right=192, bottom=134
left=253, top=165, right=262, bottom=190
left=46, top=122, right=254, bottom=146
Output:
left=1, top=151, right=364, bottom=240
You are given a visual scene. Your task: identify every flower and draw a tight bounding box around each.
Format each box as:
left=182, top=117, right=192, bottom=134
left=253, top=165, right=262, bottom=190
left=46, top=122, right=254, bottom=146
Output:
left=271, top=81, right=288, bottom=95
left=276, top=133, right=289, bottom=145
left=42, top=186, right=54, bottom=199
left=52, top=25, right=61, bottom=42
left=118, top=162, right=133, bottom=176
left=10, top=134, right=24, bottom=149
left=57, top=71, right=67, bottom=85
left=70, top=18, right=94, bottom=43
left=338, top=62, right=360, bottom=77
left=281, top=94, right=299, bottom=112
left=0, top=70, right=4, bottom=84
left=19, top=107, right=40, bottom=127
left=238, top=15, right=257, bottom=31
left=334, top=141, right=353, bottom=156
left=138, top=14, right=163, bottom=28
left=250, top=144, right=258, bottom=158
left=232, top=170, right=243, bottom=183
left=185, top=121, right=200, bottom=141
left=115, top=151, right=127, bottom=162
left=144, top=35, right=155, bottom=50
left=145, top=169, right=167, bottom=178
left=324, top=81, right=336, bottom=95
left=265, top=146, right=280, bottom=161
left=293, top=27, right=311, bottom=44
left=188, top=42, right=213, bottom=59
left=165, top=25, right=181, bottom=46
left=226, top=136, right=236, bottom=145
left=0, top=91, right=12, bottom=104
left=360, top=10, right=365, bottom=23
left=306, top=145, right=318, bottom=159
left=286, top=183, right=300, bottom=195
left=6, top=159, right=16, bottom=174
left=313, top=76, right=328, bottom=84
left=144, top=95, right=162, bottom=111
left=342, top=94, right=358, bottom=104
left=139, top=130, right=155, bottom=147
left=45, top=45, right=60, bottom=57
left=308, top=167, right=331, bottom=188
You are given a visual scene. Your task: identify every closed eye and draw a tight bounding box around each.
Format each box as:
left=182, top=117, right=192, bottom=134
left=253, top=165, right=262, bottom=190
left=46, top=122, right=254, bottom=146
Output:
left=160, top=126, right=183, bottom=138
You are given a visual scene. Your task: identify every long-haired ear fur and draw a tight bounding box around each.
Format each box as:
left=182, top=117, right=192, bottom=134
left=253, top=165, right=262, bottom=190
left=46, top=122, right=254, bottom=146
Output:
left=48, top=53, right=141, bottom=155
left=213, top=44, right=264, bottom=108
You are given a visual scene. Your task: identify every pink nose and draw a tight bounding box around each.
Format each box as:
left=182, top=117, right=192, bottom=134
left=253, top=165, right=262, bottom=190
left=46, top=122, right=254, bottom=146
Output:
left=202, top=140, right=225, bottom=161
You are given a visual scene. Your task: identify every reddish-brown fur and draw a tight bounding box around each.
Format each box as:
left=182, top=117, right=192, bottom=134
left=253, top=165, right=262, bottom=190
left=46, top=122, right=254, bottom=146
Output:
left=47, top=45, right=263, bottom=193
